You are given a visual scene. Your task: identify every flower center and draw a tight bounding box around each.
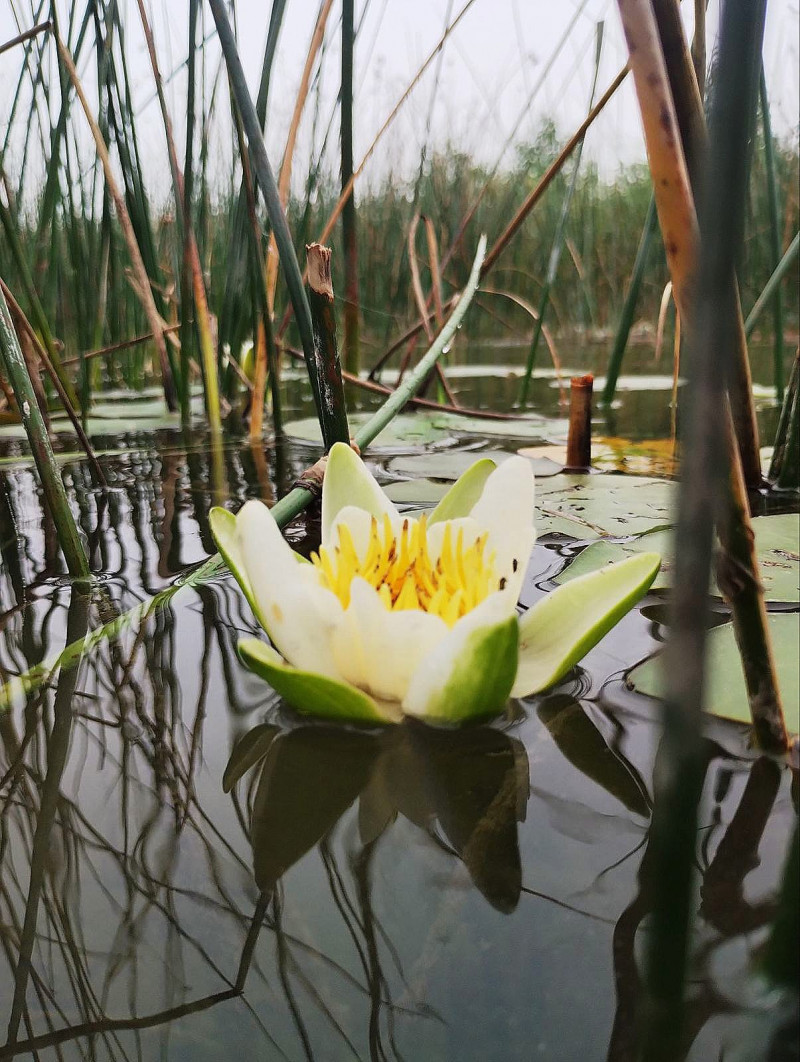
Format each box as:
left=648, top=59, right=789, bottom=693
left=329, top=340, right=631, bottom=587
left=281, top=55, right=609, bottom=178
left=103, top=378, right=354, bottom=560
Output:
left=311, top=514, right=499, bottom=626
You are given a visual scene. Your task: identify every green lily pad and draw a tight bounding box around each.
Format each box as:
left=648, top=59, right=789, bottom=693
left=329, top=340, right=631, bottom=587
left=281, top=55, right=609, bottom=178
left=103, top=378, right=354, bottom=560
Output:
left=556, top=514, right=799, bottom=602
left=388, top=450, right=562, bottom=481
left=430, top=411, right=567, bottom=441
left=384, top=478, right=450, bottom=505
left=628, top=613, right=799, bottom=733
left=281, top=412, right=453, bottom=448
left=535, top=474, right=675, bottom=539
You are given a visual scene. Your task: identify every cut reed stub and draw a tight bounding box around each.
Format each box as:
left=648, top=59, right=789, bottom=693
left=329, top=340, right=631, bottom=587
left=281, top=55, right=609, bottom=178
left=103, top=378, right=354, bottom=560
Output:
left=566, top=374, right=594, bottom=470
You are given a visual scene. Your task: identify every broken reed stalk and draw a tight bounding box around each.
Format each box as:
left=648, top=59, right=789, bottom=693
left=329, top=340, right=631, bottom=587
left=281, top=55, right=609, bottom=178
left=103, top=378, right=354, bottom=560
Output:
left=565, top=375, right=593, bottom=470
left=651, top=0, right=762, bottom=488
left=0, top=237, right=489, bottom=711
left=208, top=0, right=329, bottom=435
left=270, top=234, right=486, bottom=527
left=759, top=69, right=785, bottom=400
left=0, top=283, right=89, bottom=578
left=616, top=0, right=780, bottom=1055
left=519, top=21, right=604, bottom=408
left=340, top=0, right=360, bottom=374
left=0, top=279, right=107, bottom=487
left=264, top=0, right=334, bottom=312
left=56, top=35, right=177, bottom=412
left=305, top=243, right=350, bottom=449
left=135, top=0, right=221, bottom=434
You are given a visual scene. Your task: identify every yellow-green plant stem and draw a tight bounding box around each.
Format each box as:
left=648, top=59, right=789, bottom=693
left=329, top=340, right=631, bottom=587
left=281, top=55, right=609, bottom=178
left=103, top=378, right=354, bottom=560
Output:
left=0, top=282, right=89, bottom=578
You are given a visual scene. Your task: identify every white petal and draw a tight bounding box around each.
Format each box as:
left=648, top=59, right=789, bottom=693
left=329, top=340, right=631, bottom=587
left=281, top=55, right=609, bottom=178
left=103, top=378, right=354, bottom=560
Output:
left=331, top=578, right=449, bottom=703
left=425, top=517, right=482, bottom=566
left=468, top=456, right=535, bottom=599
left=327, top=504, right=406, bottom=563
left=321, top=442, right=399, bottom=548
left=403, top=591, right=519, bottom=723
left=237, top=500, right=342, bottom=676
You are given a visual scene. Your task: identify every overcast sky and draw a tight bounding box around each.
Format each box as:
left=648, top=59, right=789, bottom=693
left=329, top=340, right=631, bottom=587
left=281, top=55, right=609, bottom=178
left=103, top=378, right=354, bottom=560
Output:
left=1, top=0, right=798, bottom=201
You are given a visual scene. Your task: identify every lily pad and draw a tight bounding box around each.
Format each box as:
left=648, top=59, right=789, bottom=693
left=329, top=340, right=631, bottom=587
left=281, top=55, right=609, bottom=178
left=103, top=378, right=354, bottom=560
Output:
left=534, top=474, right=675, bottom=539
left=628, top=613, right=800, bottom=733
left=557, top=514, right=799, bottom=603
left=385, top=472, right=676, bottom=541
left=383, top=478, right=450, bottom=505
left=388, top=450, right=562, bottom=481
left=430, top=411, right=567, bottom=441
left=281, top=412, right=454, bottom=448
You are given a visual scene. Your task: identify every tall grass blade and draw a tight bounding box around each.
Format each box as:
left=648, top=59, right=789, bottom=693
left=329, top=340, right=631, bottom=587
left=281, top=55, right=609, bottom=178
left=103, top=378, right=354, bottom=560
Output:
left=0, top=281, right=88, bottom=578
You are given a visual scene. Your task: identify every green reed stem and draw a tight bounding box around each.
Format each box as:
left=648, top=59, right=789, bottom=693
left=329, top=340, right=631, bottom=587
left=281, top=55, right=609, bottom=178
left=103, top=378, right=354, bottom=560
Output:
left=603, top=195, right=658, bottom=405
left=0, top=282, right=88, bottom=578
left=744, top=232, right=799, bottom=341
left=759, top=69, right=784, bottom=401
left=208, top=0, right=327, bottom=433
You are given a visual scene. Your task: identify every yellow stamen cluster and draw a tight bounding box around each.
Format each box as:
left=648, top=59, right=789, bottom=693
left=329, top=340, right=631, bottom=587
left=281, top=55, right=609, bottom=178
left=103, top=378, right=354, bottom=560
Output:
left=310, top=514, right=498, bottom=626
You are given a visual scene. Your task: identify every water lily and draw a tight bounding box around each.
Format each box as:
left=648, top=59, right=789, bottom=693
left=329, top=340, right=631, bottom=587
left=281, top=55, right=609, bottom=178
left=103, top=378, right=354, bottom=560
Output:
left=210, top=442, right=660, bottom=726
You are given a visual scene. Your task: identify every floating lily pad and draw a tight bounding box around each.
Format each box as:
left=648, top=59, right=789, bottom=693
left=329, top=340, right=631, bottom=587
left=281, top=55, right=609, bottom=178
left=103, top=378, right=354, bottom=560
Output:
left=628, top=613, right=800, bottom=733
left=385, top=472, right=676, bottom=540
left=388, top=449, right=562, bottom=481
left=281, top=412, right=454, bottom=448
left=385, top=478, right=457, bottom=505
left=557, top=514, right=799, bottom=602
left=534, top=474, right=675, bottom=539
left=431, top=411, right=567, bottom=441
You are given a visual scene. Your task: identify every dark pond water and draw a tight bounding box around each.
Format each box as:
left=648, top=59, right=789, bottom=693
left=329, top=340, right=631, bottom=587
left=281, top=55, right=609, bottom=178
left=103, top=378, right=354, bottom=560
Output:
left=0, top=353, right=797, bottom=1060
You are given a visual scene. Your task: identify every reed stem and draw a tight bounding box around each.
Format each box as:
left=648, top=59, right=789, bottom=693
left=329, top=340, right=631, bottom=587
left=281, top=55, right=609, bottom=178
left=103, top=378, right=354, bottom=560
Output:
left=602, top=196, right=658, bottom=405
left=768, top=348, right=799, bottom=483
left=744, top=232, right=799, bottom=340
left=759, top=69, right=785, bottom=401
left=0, top=282, right=89, bottom=578
left=340, top=0, right=360, bottom=374
left=208, top=0, right=326, bottom=432
left=306, top=243, right=350, bottom=449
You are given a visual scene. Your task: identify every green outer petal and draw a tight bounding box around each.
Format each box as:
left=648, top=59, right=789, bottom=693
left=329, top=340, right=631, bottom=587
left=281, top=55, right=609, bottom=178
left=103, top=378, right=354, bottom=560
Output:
left=429, top=458, right=497, bottom=525
left=513, top=552, right=661, bottom=697
left=238, top=638, right=398, bottom=725
left=210, top=507, right=260, bottom=618
left=321, top=441, right=397, bottom=546
left=404, top=610, right=519, bottom=726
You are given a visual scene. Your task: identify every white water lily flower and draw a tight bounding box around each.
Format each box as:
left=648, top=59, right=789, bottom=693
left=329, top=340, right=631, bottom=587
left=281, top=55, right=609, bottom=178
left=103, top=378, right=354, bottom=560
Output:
left=210, top=442, right=660, bottom=726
